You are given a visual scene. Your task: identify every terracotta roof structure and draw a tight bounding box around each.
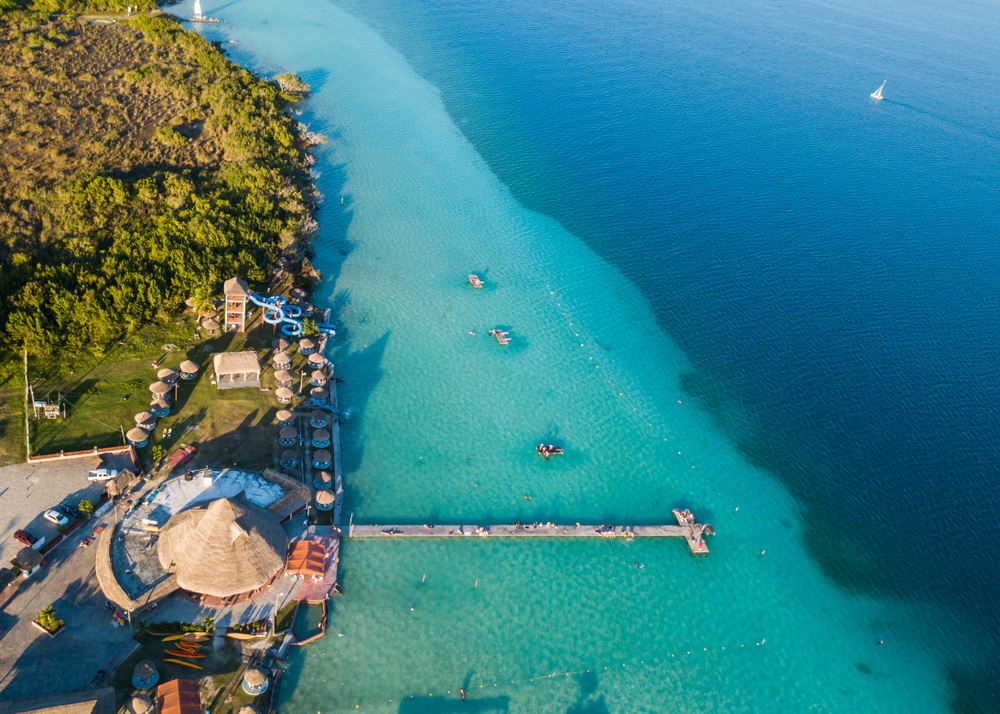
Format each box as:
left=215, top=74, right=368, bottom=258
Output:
left=155, top=680, right=201, bottom=714
left=286, top=540, right=325, bottom=577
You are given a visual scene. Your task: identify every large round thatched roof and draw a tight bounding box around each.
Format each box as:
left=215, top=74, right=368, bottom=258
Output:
left=157, top=367, right=178, bottom=381
left=299, top=338, right=316, bottom=350
left=276, top=387, right=294, bottom=400
left=134, top=411, right=154, bottom=424
left=315, top=490, right=336, bottom=506
left=179, top=360, right=200, bottom=374
left=202, top=318, right=220, bottom=331
left=274, top=370, right=292, bottom=382
left=307, top=353, right=325, bottom=367
left=126, top=427, right=149, bottom=442
left=149, top=381, right=171, bottom=395
left=244, top=667, right=268, bottom=687
left=157, top=497, right=288, bottom=598
left=275, top=409, right=293, bottom=422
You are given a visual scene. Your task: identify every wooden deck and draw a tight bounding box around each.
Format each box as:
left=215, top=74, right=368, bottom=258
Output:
left=344, top=511, right=712, bottom=554
left=488, top=328, right=511, bottom=345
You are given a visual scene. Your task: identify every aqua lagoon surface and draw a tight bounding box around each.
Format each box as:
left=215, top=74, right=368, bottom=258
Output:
left=190, top=0, right=1000, bottom=711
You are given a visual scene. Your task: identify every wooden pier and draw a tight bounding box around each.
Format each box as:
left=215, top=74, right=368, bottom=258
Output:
left=488, top=328, right=511, bottom=345
left=468, top=274, right=484, bottom=289
left=343, top=509, right=714, bottom=554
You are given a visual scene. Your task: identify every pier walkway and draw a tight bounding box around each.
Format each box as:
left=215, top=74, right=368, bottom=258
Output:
left=344, top=510, right=713, bottom=554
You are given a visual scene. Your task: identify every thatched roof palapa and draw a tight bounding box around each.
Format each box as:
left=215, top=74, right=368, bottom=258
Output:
left=126, top=427, right=149, bottom=442
left=299, top=338, right=315, bottom=350
left=272, top=338, right=290, bottom=351
left=313, top=449, right=331, bottom=463
left=290, top=287, right=307, bottom=299
left=202, top=318, right=220, bottom=331
left=274, top=370, right=292, bottom=382
left=157, top=496, right=288, bottom=598
left=310, top=387, right=328, bottom=401
left=312, top=428, right=330, bottom=442
left=238, top=706, right=261, bottom=714
left=157, top=368, right=178, bottom=381
left=134, top=411, right=155, bottom=424
left=179, top=360, right=200, bottom=374
left=279, top=426, right=298, bottom=440
left=149, top=381, right=171, bottom=395
left=314, top=470, right=332, bottom=484
left=224, top=277, right=250, bottom=297
left=311, top=370, right=327, bottom=381
left=275, top=387, right=294, bottom=400
left=275, top=409, right=293, bottom=422
left=314, top=490, right=335, bottom=506
left=273, top=351, right=291, bottom=365
left=280, top=450, right=298, bottom=463
left=307, top=353, right=325, bottom=367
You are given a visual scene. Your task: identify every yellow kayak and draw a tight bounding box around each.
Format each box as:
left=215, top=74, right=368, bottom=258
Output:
left=164, top=658, right=203, bottom=670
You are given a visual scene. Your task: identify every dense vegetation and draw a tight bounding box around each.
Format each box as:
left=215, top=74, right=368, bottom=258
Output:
left=0, top=10, right=317, bottom=357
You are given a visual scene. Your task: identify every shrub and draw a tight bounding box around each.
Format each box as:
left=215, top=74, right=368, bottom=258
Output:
left=34, top=606, right=64, bottom=633
left=77, top=499, right=94, bottom=515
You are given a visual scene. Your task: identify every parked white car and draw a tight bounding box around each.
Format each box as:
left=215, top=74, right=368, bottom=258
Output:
left=43, top=509, right=70, bottom=526
left=87, top=468, right=119, bottom=481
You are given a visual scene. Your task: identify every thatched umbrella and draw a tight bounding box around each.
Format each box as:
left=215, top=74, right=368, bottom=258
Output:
left=314, top=489, right=336, bottom=511
left=275, top=387, right=294, bottom=404
left=310, top=370, right=327, bottom=387
left=238, top=706, right=261, bottom=714
left=278, top=426, right=298, bottom=445
left=149, top=397, right=170, bottom=417
left=273, top=352, right=291, bottom=368
left=242, top=666, right=269, bottom=695
left=131, top=660, right=158, bottom=690
left=312, top=449, right=332, bottom=468
left=202, top=309, right=219, bottom=320
left=149, top=381, right=171, bottom=396
left=310, top=387, right=328, bottom=402
left=126, top=427, right=149, bottom=447
left=179, top=360, right=200, bottom=374
left=273, top=369, right=293, bottom=385
left=309, top=411, right=328, bottom=428
left=276, top=409, right=294, bottom=425
left=128, top=694, right=153, bottom=714
left=298, top=337, right=316, bottom=353
left=311, top=429, right=330, bottom=448
left=280, top=450, right=298, bottom=468
left=307, top=353, right=325, bottom=368
left=312, top=470, right=333, bottom=490
left=134, top=411, right=155, bottom=425
left=157, top=497, right=288, bottom=599
left=272, top=338, right=291, bottom=352
left=185, top=296, right=197, bottom=308
left=290, top=287, right=307, bottom=299
left=202, top=318, right=220, bottom=333
left=157, top=368, right=178, bottom=384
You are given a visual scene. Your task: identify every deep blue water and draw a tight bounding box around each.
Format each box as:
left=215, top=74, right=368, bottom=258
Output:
left=323, top=0, right=1000, bottom=705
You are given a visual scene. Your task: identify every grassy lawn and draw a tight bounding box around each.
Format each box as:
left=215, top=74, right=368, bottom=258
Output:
left=7, top=296, right=319, bottom=473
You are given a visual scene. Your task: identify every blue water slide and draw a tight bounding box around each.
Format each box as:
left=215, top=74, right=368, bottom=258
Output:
left=246, top=291, right=336, bottom=336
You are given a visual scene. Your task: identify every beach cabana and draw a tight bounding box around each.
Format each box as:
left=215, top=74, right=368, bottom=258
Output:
left=13, top=547, right=44, bottom=577
left=298, top=338, right=316, bottom=355
left=272, top=338, right=291, bottom=352
left=126, top=427, right=149, bottom=448
left=314, top=489, right=336, bottom=512
left=128, top=693, right=154, bottom=714
left=278, top=426, right=298, bottom=446
left=273, top=369, right=293, bottom=388
left=132, top=660, right=159, bottom=690
left=157, top=367, right=179, bottom=384
left=149, top=397, right=170, bottom=417
left=307, top=353, right=325, bottom=368
left=213, top=351, right=261, bottom=390
left=275, top=387, right=294, bottom=404
left=309, top=411, right=328, bottom=428
left=134, top=411, right=156, bottom=431
left=149, top=380, right=172, bottom=397
left=312, top=470, right=333, bottom=490
left=312, top=449, right=331, bottom=470
left=273, top=350, right=291, bottom=366
left=311, top=428, right=330, bottom=448
left=157, top=495, right=288, bottom=601
left=310, top=387, right=328, bottom=403
left=280, top=450, right=298, bottom=469
left=202, top=318, right=220, bottom=334
left=156, top=679, right=201, bottom=714
left=286, top=540, right=325, bottom=578
left=179, top=360, right=200, bottom=381
left=310, top=370, right=327, bottom=387
left=276, top=409, right=294, bottom=426
left=242, top=667, right=269, bottom=696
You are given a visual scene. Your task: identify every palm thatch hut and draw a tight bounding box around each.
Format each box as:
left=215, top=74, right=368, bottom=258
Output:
left=275, top=387, right=294, bottom=404
left=312, top=470, right=333, bottom=491
left=213, top=352, right=261, bottom=390
left=298, top=338, right=316, bottom=356
left=273, top=351, right=291, bottom=368
left=272, top=338, right=291, bottom=352
left=157, top=367, right=179, bottom=383
left=157, top=496, right=288, bottom=601
left=278, top=426, right=298, bottom=446
left=276, top=409, right=294, bottom=426
left=202, top=318, right=220, bottom=334
left=238, top=706, right=261, bottom=714
left=311, top=428, right=330, bottom=448
left=312, top=449, right=332, bottom=469
left=307, top=353, right=325, bottom=368
left=273, top=370, right=293, bottom=388
left=309, top=410, right=328, bottom=428
left=128, top=693, right=154, bottom=714
left=279, top=450, right=298, bottom=469
left=185, top=296, right=198, bottom=309
left=241, top=667, right=269, bottom=695
left=131, top=660, right=159, bottom=690
left=126, top=427, right=149, bottom=448
left=314, top=489, right=336, bottom=512
left=179, top=360, right=200, bottom=381
left=149, top=397, right=170, bottom=417
left=134, top=411, right=156, bottom=431
left=310, top=370, right=327, bottom=387
left=310, top=386, right=328, bottom=403
left=149, top=381, right=172, bottom=396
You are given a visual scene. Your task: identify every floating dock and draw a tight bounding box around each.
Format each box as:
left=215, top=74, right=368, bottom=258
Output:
left=468, top=274, right=483, bottom=289
left=344, top=509, right=714, bottom=554
left=488, top=328, right=511, bottom=345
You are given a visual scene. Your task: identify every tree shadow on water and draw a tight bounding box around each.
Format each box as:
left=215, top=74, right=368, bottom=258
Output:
left=565, top=671, right=609, bottom=714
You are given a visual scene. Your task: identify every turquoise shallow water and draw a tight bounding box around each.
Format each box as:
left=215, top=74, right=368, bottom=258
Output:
left=187, top=0, right=999, bottom=711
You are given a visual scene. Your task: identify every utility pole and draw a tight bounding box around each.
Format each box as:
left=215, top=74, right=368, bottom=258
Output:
left=23, top=348, right=30, bottom=460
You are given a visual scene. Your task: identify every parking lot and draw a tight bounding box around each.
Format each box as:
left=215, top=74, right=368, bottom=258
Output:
left=0, top=458, right=111, bottom=567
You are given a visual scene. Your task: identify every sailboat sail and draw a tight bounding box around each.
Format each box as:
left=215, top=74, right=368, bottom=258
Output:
left=193, top=0, right=203, bottom=17
left=871, top=80, right=885, bottom=100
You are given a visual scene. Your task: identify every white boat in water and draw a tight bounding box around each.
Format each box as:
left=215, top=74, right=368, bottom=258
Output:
left=191, top=0, right=220, bottom=22
left=871, top=80, right=885, bottom=100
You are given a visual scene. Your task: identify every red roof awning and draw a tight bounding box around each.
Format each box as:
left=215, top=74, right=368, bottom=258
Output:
left=286, top=540, right=325, bottom=577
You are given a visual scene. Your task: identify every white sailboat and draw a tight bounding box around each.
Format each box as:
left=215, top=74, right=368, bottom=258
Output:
left=871, top=80, right=886, bottom=101
left=190, top=0, right=220, bottom=22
